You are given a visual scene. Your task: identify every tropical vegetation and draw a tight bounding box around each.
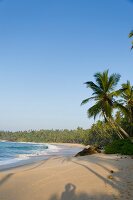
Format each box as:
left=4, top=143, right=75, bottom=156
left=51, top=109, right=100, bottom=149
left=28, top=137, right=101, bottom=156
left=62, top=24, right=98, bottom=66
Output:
left=81, top=69, right=133, bottom=154
left=105, top=139, right=133, bottom=155
left=0, top=125, right=115, bottom=146
left=81, top=70, right=132, bottom=139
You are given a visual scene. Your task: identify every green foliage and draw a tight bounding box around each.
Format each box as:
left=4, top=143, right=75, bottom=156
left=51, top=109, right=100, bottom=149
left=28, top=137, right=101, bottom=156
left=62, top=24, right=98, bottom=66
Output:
left=81, top=69, right=121, bottom=120
left=0, top=129, right=90, bottom=145
left=81, top=70, right=133, bottom=139
left=105, top=139, right=133, bottom=155
left=118, top=81, right=133, bottom=137
left=88, top=121, right=118, bottom=146
left=0, top=121, right=117, bottom=146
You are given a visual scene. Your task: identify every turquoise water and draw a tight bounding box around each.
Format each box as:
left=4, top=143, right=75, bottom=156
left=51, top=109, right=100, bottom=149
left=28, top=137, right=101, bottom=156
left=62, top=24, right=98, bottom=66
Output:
left=0, top=141, right=59, bottom=166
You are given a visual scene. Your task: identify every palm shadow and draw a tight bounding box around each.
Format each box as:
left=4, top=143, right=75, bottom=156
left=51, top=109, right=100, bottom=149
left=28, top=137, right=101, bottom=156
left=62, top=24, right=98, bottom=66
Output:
left=60, top=155, right=118, bottom=189
left=0, top=173, right=14, bottom=186
left=72, top=160, right=117, bottom=189
left=23, top=159, right=48, bottom=172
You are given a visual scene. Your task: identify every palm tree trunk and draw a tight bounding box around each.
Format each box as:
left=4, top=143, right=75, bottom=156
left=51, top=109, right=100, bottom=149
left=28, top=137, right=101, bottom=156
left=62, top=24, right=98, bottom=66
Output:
left=109, top=120, right=124, bottom=139
left=105, top=116, right=130, bottom=139
left=117, top=124, right=130, bottom=138
left=102, top=113, right=123, bottom=139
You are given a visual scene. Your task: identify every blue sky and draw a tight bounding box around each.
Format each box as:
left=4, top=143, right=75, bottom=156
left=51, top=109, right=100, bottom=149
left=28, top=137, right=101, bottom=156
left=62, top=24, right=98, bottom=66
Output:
left=0, top=0, right=133, bottom=131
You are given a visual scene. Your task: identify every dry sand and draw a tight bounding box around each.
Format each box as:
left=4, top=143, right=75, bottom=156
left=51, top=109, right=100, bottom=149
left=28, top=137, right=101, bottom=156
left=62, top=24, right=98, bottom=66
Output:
left=0, top=144, right=133, bottom=200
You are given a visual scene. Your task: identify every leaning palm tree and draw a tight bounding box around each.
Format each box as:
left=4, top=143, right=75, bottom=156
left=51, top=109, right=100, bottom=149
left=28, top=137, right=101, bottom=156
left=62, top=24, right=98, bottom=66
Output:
left=81, top=70, right=130, bottom=138
left=121, top=81, right=133, bottom=118
left=129, top=30, right=133, bottom=50
left=117, top=81, right=133, bottom=136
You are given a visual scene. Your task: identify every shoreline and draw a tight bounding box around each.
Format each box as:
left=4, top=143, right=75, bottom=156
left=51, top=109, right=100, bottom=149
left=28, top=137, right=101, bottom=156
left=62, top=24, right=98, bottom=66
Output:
left=0, top=143, right=84, bottom=172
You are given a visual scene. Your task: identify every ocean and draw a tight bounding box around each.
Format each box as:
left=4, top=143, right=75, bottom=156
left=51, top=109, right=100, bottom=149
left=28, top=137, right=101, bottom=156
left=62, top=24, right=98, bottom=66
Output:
left=0, top=141, right=82, bottom=170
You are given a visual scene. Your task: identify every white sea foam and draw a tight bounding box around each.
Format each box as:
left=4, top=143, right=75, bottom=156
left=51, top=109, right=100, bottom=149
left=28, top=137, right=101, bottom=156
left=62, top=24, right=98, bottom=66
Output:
left=0, top=157, right=29, bottom=166
left=0, top=140, right=8, bottom=142
left=17, top=144, right=61, bottom=158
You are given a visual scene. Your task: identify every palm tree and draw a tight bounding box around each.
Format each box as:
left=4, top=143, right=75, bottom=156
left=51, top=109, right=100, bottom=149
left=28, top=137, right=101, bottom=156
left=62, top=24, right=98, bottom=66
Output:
left=121, top=81, right=133, bottom=117
left=81, top=70, right=130, bottom=138
left=129, top=30, right=133, bottom=50
left=118, top=81, right=133, bottom=136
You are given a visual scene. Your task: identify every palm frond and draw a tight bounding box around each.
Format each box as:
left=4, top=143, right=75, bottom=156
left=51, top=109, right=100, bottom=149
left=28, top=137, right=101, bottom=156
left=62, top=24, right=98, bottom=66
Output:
left=102, top=70, right=109, bottom=91
left=107, top=73, right=121, bottom=91
left=131, top=41, right=133, bottom=50
left=94, top=70, right=109, bottom=92
left=114, top=101, right=129, bottom=116
left=111, top=88, right=127, bottom=97
left=129, top=30, right=133, bottom=38
left=94, top=72, right=105, bottom=91
left=129, top=31, right=133, bottom=50
left=81, top=96, right=97, bottom=105
left=87, top=101, right=102, bottom=120
left=84, top=81, right=102, bottom=94
left=121, top=81, right=133, bottom=97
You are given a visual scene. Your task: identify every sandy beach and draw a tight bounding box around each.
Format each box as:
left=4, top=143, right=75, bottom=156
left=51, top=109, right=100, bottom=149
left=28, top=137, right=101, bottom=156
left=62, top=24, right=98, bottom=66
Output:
left=0, top=144, right=133, bottom=200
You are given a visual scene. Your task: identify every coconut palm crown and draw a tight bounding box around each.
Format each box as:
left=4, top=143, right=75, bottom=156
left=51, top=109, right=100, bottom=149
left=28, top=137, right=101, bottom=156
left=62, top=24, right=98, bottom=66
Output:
left=81, top=70, right=122, bottom=121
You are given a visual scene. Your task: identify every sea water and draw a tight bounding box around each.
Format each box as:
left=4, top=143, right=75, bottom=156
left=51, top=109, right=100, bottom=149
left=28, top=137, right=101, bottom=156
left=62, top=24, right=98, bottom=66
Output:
left=0, top=141, right=82, bottom=169
left=0, top=141, right=59, bottom=167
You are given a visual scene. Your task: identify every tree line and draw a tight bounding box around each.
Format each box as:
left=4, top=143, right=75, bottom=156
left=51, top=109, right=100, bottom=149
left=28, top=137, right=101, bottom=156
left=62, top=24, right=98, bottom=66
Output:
left=0, top=123, right=118, bottom=146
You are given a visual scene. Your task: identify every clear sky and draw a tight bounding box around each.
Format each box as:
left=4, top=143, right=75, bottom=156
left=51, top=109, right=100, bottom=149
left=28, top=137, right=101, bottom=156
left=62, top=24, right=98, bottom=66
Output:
left=0, top=0, right=133, bottom=131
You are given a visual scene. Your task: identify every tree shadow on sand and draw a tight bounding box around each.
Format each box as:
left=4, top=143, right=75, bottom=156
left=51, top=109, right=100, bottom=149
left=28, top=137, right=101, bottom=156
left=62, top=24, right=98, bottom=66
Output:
left=56, top=155, right=133, bottom=199
left=0, top=173, right=14, bottom=186
left=48, top=183, right=117, bottom=200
